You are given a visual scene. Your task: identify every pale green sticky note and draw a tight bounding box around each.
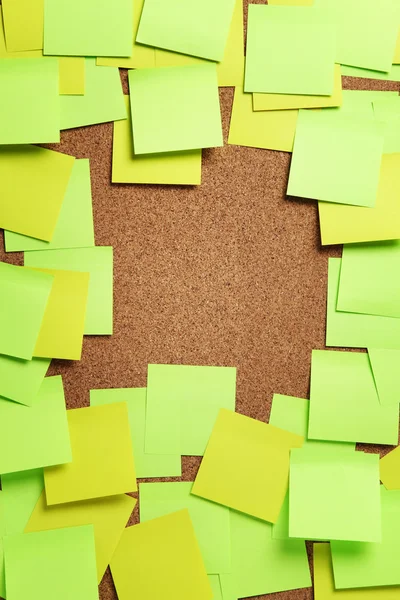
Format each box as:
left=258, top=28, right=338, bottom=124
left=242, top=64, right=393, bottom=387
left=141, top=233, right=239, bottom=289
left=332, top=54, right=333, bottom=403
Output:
left=369, top=349, right=400, bottom=406
left=0, top=355, right=50, bottom=407
left=5, top=159, right=94, bottom=252
left=43, top=0, right=133, bottom=57
left=1, top=469, right=44, bottom=535
left=289, top=449, right=381, bottom=542
left=308, top=349, right=399, bottom=445
left=139, top=482, right=230, bottom=574
left=128, top=65, right=223, bottom=155
left=331, top=487, right=400, bottom=588
left=145, top=364, right=236, bottom=456
left=0, top=491, right=5, bottom=598
left=341, top=64, right=400, bottom=82
left=24, top=246, right=113, bottom=335
left=327, top=258, right=400, bottom=349
left=219, top=574, right=237, bottom=600
left=338, top=241, right=400, bottom=318
left=373, top=97, right=400, bottom=154
left=0, top=376, right=72, bottom=475
left=339, top=90, right=398, bottom=117
left=287, top=109, right=384, bottom=206
left=60, top=59, right=126, bottom=131
left=245, top=5, right=335, bottom=95
left=136, top=0, right=235, bottom=62
left=90, top=388, right=181, bottom=478
left=0, top=57, right=59, bottom=144
left=208, top=575, right=223, bottom=600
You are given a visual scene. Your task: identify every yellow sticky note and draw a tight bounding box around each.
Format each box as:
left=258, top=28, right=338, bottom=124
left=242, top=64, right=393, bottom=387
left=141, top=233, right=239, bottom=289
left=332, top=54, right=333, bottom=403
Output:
left=192, top=409, right=303, bottom=523
left=113, top=96, right=202, bottom=185
left=0, top=7, right=41, bottom=58
left=380, top=447, right=400, bottom=490
left=44, top=403, right=137, bottom=505
left=25, top=491, right=136, bottom=583
left=318, top=154, right=400, bottom=245
left=253, top=64, right=342, bottom=111
left=59, top=57, right=85, bottom=95
left=2, top=0, right=43, bottom=52
left=228, top=86, right=298, bottom=151
left=28, top=268, right=89, bottom=361
left=110, top=510, right=212, bottom=600
left=393, top=31, right=400, bottom=64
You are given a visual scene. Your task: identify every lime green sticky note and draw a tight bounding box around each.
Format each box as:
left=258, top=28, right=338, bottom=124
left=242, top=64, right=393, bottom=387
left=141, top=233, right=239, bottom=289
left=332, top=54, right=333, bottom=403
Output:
left=341, top=64, right=400, bottom=82
left=145, top=365, right=236, bottom=456
left=289, top=449, right=381, bottom=542
left=287, top=109, right=384, bottom=206
left=0, top=376, right=71, bottom=475
left=368, top=349, right=400, bottom=406
left=0, top=262, right=53, bottom=360
left=0, top=491, right=5, bottom=598
left=90, top=388, right=181, bottom=478
left=308, top=350, right=399, bottom=445
left=136, top=0, right=235, bottom=62
left=208, top=576, right=223, bottom=600
left=245, top=5, right=335, bottom=95
left=4, top=525, right=99, bottom=600
left=219, top=574, right=237, bottom=600
left=0, top=355, right=50, bottom=407
left=2, top=0, right=43, bottom=51
left=139, top=482, right=230, bottom=574
left=339, top=90, right=398, bottom=117
left=331, top=487, right=400, bottom=588
left=5, top=159, right=94, bottom=252
left=373, top=97, right=400, bottom=154
left=43, top=0, right=133, bottom=57
left=0, top=58, right=59, bottom=144
left=128, top=65, right=223, bottom=155
left=60, top=59, right=126, bottom=131
left=1, top=469, right=44, bottom=535
left=24, top=246, right=113, bottom=335
left=228, top=86, right=298, bottom=152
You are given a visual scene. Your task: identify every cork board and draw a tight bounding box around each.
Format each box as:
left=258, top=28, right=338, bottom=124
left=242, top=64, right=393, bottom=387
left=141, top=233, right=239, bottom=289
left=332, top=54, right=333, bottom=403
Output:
left=1, top=2, right=399, bottom=597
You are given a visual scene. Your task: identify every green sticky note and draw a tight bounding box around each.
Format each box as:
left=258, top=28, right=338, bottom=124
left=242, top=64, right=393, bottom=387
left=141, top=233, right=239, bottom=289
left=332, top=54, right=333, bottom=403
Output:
left=219, top=574, right=237, bottom=600
left=145, top=364, right=236, bottom=456
left=308, top=349, right=399, bottom=445
left=0, top=262, right=53, bottom=360
left=24, top=246, right=113, bottom=335
left=136, top=0, right=235, bottom=62
left=139, top=482, right=230, bottom=574
left=0, top=57, right=59, bottom=144
left=339, top=90, right=398, bottom=117
left=327, top=258, right=400, bottom=349
left=229, top=509, right=311, bottom=598
left=341, top=64, right=400, bottom=82
left=90, top=388, right=181, bottom=478
left=208, top=576, right=223, bottom=600
left=4, top=525, right=98, bottom=600
left=60, top=59, right=126, bottom=131
left=1, top=469, right=44, bottom=535
left=0, top=376, right=71, bottom=475
left=287, top=109, right=384, bottom=206
left=338, top=241, right=400, bottom=319
left=245, top=5, right=335, bottom=95
left=128, top=65, right=223, bottom=154
left=369, top=349, right=400, bottom=406
left=331, top=487, right=400, bottom=588
left=289, top=449, right=381, bottom=542
left=0, top=491, right=5, bottom=598
left=5, top=159, right=94, bottom=252
left=373, top=97, right=400, bottom=154
left=0, top=355, right=50, bottom=407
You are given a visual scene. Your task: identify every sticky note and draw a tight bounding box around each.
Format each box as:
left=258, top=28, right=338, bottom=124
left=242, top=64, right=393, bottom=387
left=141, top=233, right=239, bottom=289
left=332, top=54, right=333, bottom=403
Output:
left=380, top=447, right=400, bottom=490
left=90, top=387, right=181, bottom=478
left=327, top=258, right=400, bottom=349
left=60, top=59, right=126, bottom=131
left=308, top=350, right=399, bottom=445
left=368, top=349, right=400, bottom=406
left=26, top=491, right=136, bottom=583
left=113, top=96, right=202, bottom=185
left=29, top=268, right=89, bottom=361
left=0, top=355, right=50, bottom=407
left=43, top=0, right=133, bottom=57
left=269, top=0, right=313, bottom=4
left=319, top=155, right=400, bottom=246
left=245, top=5, right=335, bottom=95
left=0, top=492, right=5, bottom=598
left=0, top=58, right=59, bottom=144
left=139, top=482, right=230, bottom=574
left=137, top=0, right=235, bottom=62
left=253, top=65, right=342, bottom=111
left=44, top=403, right=137, bottom=505
left=59, top=57, right=85, bottom=95
left=208, top=576, right=223, bottom=600
left=373, top=97, right=400, bottom=154
left=192, top=409, right=303, bottom=522
left=0, top=263, right=53, bottom=360
left=2, top=0, right=43, bottom=51
left=228, top=87, right=298, bottom=152
left=128, top=65, right=223, bottom=154
left=1, top=469, right=44, bottom=535
left=0, top=376, right=71, bottom=475
left=287, top=109, right=384, bottom=206
left=338, top=90, right=398, bottom=117
left=110, top=510, right=212, bottom=600
left=219, top=574, right=237, bottom=600
left=145, top=364, right=236, bottom=456
left=341, top=64, right=400, bottom=82
left=24, top=246, right=113, bottom=335
left=4, top=525, right=99, bottom=600
left=5, top=159, right=94, bottom=252
left=0, top=6, right=41, bottom=58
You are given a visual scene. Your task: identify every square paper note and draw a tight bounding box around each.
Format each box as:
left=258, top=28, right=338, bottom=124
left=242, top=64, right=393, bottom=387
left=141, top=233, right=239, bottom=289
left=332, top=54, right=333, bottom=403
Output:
left=128, top=65, right=223, bottom=154
left=0, top=355, right=50, bottom=407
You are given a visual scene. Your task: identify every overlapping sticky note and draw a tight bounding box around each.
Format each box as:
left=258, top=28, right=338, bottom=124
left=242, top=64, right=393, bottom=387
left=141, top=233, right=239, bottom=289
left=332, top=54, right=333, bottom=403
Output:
left=145, top=364, right=236, bottom=456
left=192, top=409, right=303, bottom=522
left=59, top=57, right=85, bottom=95
left=0, top=355, right=50, bottom=406
left=0, top=491, right=5, bottom=598
left=380, top=447, right=400, bottom=490
left=44, top=403, right=137, bottom=505
left=368, top=349, right=400, bottom=406
left=1, top=469, right=44, bottom=535
left=341, top=64, right=400, bottom=82
left=110, top=510, right=213, bottom=600
left=2, top=0, right=44, bottom=51
left=373, top=97, right=400, bottom=154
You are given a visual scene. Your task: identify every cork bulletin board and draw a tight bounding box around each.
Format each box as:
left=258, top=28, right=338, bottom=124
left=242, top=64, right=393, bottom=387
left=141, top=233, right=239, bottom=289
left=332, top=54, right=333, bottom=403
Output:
left=1, top=1, right=399, bottom=598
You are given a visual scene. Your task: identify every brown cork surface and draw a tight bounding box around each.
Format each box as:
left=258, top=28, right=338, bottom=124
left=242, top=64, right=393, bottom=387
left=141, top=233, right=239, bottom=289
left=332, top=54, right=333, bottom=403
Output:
left=1, top=2, right=400, bottom=598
